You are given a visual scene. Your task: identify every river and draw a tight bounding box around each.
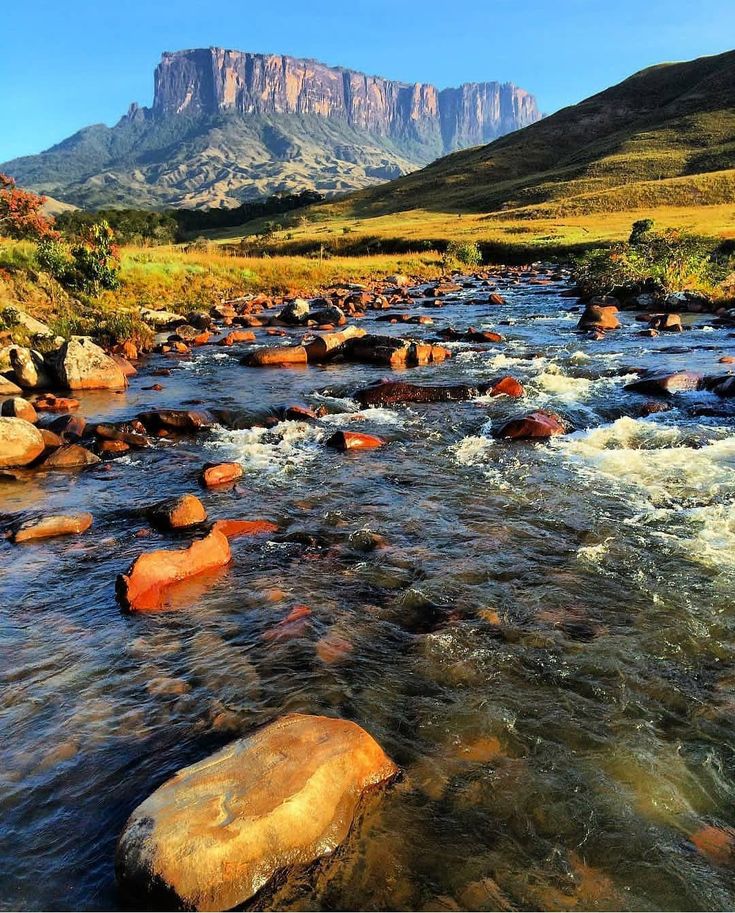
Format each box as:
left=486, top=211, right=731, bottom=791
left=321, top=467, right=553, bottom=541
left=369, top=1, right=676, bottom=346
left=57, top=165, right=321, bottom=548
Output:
left=2, top=268, right=735, bottom=910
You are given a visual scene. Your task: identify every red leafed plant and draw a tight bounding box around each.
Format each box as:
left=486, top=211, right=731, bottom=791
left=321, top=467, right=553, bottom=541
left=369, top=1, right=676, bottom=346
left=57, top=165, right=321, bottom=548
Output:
left=0, top=173, right=59, bottom=241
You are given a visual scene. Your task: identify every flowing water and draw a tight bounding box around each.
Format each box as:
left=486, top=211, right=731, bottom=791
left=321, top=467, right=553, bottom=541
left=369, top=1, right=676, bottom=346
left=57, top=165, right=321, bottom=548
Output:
left=2, top=271, right=735, bottom=911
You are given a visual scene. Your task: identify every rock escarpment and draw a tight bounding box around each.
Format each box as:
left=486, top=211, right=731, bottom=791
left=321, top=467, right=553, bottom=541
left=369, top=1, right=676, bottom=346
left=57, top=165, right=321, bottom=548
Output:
left=2, top=49, right=540, bottom=208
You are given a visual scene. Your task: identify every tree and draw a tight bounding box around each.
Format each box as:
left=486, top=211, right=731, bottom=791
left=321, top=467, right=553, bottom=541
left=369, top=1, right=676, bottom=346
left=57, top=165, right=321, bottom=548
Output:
left=0, top=173, right=58, bottom=240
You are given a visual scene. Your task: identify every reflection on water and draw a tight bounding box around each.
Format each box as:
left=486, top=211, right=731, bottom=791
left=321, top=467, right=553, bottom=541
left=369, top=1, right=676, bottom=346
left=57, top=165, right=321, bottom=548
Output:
left=2, top=272, right=735, bottom=911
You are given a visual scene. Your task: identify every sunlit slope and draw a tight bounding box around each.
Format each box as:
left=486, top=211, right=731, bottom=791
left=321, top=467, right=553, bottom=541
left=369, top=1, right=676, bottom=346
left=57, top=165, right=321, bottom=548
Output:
left=326, top=49, right=735, bottom=220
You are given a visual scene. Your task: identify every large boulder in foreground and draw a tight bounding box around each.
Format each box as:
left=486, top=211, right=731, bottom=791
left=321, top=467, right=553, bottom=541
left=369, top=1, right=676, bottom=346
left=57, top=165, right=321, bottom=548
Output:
left=115, top=713, right=398, bottom=911
left=51, top=337, right=127, bottom=390
left=0, top=417, right=45, bottom=468
left=116, top=529, right=231, bottom=612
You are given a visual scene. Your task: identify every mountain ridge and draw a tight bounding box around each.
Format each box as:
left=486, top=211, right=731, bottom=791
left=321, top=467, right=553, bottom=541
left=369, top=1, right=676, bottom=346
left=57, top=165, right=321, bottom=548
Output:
left=2, top=48, right=541, bottom=209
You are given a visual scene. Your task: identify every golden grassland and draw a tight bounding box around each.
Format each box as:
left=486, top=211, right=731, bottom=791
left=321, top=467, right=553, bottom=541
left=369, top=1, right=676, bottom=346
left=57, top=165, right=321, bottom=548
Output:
left=210, top=203, right=735, bottom=256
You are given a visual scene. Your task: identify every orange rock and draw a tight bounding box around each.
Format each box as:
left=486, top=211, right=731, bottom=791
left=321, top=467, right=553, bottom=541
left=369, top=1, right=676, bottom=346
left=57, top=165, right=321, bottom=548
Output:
left=219, top=330, right=256, bottom=346
left=150, top=494, right=208, bottom=530
left=116, top=529, right=231, bottom=612
left=212, top=518, right=277, bottom=539
left=326, top=431, right=386, bottom=451
left=719, top=356, right=735, bottom=364
left=12, top=512, right=93, bottom=543
left=493, top=410, right=566, bottom=440
left=201, top=462, right=244, bottom=487
left=99, top=439, right=130, bottom=454
left=490, top=376, right=525, bottom=398
left=115, top=713, right=398, bottom=910
left=244, top=345, right=308, bottom=366
left=192, top=332, right=211, bottom=346
left=34, top=394, right=80, bottom=413
left=1, top=396, right=37, bottom=423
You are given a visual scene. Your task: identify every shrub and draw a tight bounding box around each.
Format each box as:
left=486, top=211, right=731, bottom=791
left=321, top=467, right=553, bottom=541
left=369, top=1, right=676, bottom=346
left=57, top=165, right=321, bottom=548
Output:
left=444, top=240, right=482, bottom=267
left=575, top=220, right=730, bottom=295
left=0, top=173, right=58, bottom=241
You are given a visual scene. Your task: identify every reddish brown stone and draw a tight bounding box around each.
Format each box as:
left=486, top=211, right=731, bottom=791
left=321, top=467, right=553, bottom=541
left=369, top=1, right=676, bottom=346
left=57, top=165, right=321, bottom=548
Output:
left=493, top=410, right=566, bottom=440
left=201, top=462, right=244, bottom=487
left=116, top=529, right=231, bottom=612
left=211, top=519, right=277, bottom=538
left=326, top=431, right=386, bottom=451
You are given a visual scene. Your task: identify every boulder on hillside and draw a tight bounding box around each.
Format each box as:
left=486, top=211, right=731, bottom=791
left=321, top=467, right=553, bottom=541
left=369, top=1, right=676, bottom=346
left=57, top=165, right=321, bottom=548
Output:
left=51, top=337, right=127, bottom=390
left=115, top=713, right=398, bottom=911
left=0, top=417, right=45, bottom=468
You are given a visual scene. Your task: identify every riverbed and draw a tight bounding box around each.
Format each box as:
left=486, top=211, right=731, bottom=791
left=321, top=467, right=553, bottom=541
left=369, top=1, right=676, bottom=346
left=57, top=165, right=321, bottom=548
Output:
left=2, top=269, right=735, bottom=911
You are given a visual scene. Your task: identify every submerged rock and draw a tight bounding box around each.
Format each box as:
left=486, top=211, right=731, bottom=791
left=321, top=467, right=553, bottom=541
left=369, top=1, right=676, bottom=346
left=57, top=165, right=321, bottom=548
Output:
left=0, top=417, right=45, bottom=468
left=355, top=377, right=523, bottom=407
left=211, top=518, right=278, bottom=538
left=116, top=529, right=231, bottom=612
left=115, top=713, right=398, bottom=911
left=137, top=409, right=214, bottom=434
left=12, top=513, right=93, bottom=544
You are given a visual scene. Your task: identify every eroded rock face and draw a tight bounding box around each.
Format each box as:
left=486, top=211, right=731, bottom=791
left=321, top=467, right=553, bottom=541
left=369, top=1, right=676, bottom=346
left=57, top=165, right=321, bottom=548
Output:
left=0, top=418, right=45, bottom=468
left=52, top=337, right=127, bottom=390
left=115, top=713, right=398, bottom=911
left=152, top=49, right=540, bottom=151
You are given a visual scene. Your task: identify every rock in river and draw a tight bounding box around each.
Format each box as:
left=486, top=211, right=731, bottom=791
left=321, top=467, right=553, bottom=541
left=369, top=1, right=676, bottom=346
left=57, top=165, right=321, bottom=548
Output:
left=625, top=370, right=703, bottom=395
left=576, top=303, right=620, bottom=331
left=51, top=337, right=128, bottom=390
left=116, top=529, right=231, bottom=612
left=115, top=713, right=398, bottom=911
left=0, top=417, right=45, bottom=468
left=12, top=513, right=93, bottom=544
left=326, top=431, right=386, bottom=451
left=493, top=410, right=566, bottom=440
left=149, top=494, right=207, bottom=530
left=355, top=377, right=523, bottom=407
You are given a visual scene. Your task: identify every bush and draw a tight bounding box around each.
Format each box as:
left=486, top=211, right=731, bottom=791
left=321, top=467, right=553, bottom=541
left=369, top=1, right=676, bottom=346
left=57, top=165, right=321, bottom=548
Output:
left=0, top=173, right=58, bottom=241
left=444, top=240, right=482, bottom=267
left=575, top=220, right=730, bottom=295
left=36, top=221, right=120, bottom=294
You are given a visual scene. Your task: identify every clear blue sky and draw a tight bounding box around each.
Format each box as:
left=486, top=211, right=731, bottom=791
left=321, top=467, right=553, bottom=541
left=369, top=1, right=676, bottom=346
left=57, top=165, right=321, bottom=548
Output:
left=1, top=0, right=733, bottom=162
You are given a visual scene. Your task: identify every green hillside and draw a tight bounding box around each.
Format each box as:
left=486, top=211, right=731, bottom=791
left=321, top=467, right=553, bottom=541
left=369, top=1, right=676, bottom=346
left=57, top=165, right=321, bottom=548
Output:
left=329, top=48, right=735, bottom=219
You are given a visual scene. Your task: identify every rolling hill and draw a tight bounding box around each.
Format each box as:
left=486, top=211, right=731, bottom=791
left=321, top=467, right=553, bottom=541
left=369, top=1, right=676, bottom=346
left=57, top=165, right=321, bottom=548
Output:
left=320, top=48, right=735, bottom=221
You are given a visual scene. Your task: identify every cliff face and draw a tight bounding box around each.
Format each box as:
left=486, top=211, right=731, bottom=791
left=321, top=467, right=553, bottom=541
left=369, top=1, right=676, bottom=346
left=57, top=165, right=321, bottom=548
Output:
left=2, top=47, right=541, bottom=209
left=152, top=48, right=540, bottom=150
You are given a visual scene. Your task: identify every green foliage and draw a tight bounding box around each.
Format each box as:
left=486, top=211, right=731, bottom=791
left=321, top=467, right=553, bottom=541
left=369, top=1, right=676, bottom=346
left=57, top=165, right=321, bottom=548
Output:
left=443, top=240, right=483, bottom=267
left=575, top=220, right=730, bottom=294
left=56, top=208, right=177, bottom=245
left=35, top=221, right=121, bottom=294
